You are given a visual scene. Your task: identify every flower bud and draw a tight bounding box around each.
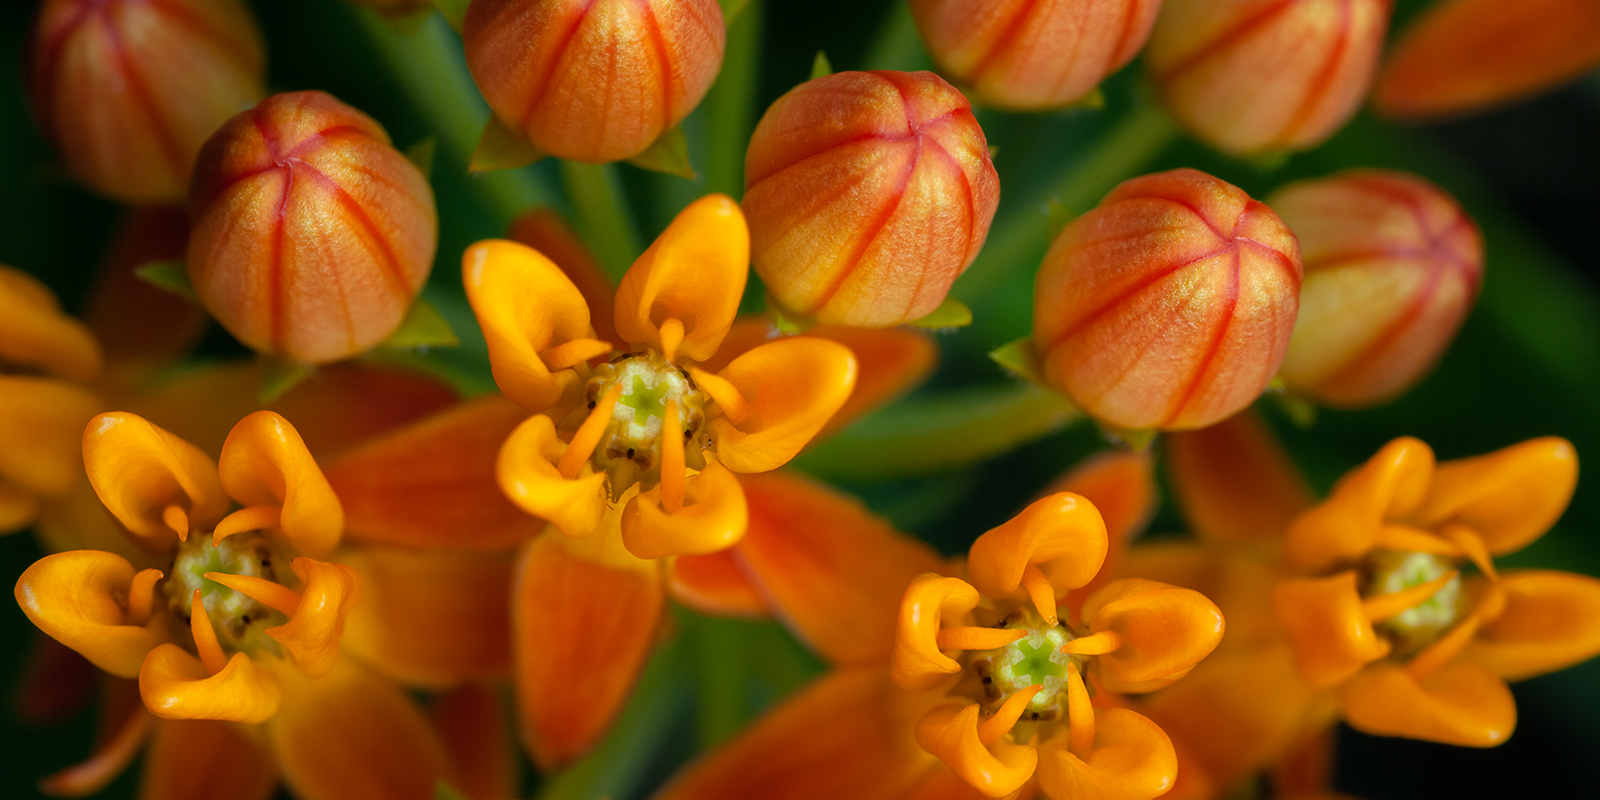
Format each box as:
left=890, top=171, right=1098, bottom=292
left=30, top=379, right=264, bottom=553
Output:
left=187, top=91, right=438, bottom=364
left=1033, top=168, right=1301, bottom=431
left=1145, top=0, right=1389, bottom=155
left=463, top=0, right=725, bottom=163
left=1270, top=170, right=1483, bottom=407
left=909, top=0, right=1160, bottom=110
left=743, top=70, right=999, bottom=327
left=26, top=0, right=264, bottom=204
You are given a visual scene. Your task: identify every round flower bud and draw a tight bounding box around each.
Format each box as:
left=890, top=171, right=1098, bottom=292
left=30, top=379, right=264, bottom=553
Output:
left=1034, top=168, right=1301, bottom=431
left=743, top=70, right=999, bottom=327
left=1145, top=0, right=1389, bottom=155
left=1271, top=170, right=1483, bottom=408
left=463, top=0, right=726, bottom=163
left=187, top=91, right=438, bottom=364
left=910, top=0, right=1160, bottom=110
left=26, top=0, right=264, bottom=204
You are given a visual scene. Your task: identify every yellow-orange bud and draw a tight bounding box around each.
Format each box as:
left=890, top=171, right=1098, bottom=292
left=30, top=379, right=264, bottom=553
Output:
left=26, top=0, right=264, bottom=204
left=1271, top=170, right=1483, bottom=408
left=1145, top=0, right=1389, bottom=155
left=743, top=71, right=999, bottom=327
left=1034, top=168, right=1301, bottom=431
left=463, top=0, right=726, bottom=163
left=187, top=91, right=438, bottom=365
left=910, top=0, right=1160, bottom=110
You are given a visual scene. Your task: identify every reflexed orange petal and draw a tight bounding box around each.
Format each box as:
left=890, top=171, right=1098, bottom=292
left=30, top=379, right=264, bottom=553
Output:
left=654, top=667, right=937, bottom=800
left=513, top=530, right=665, bottom=770
left=693, top=316, right=777, bottom=373
left=0, top=480, right=38, bottom=534
left=38, top=687, right=152, bottom=797
left=31, top=480, right=160, bottom=563
left=1119, top=542, right=1282, bottom=656
left=1274, top=572, right=1389, bottom=689
left=1413, top=437, right=1577, bottom=556
left=614, top=195, right=748, bottom=361
left=269, top=659, right=451, bottom=800
left=83, top=412, right=228, bottom=550
left=497, top=413, right=609, bottom=539
left=915, top=703, right=1037, bottom=797
left=1081, top=579, right=1224, bottom=694
left=896, top=762, right=1027, bottom=800
left=737, top=471, right=945, bottom=666
left=1338, top=661, right=1515, bottom=747
left=509, top=208, right=618, bottom=346
left=1048, top=450, right=1157, bottom=613
left=806, top=325, right=938, bottom=440
left=622, top=463, right=749, bottom=558
left=968, top=493, right=1108, bottom=601
left=263, top=558, right=359, bottom=677
left=14, top=550, right=164, bottom=679
left=340, top=547, right=513, bottom=688
left=1459, top=570, right=1600, bottom=682
left=1284, top=437, right=1435, bottom=574
left=432, top=684, right=517, bottom=800
left=1034, top=708, right=1177, bottom=800
left=668, top=550, right=770, bottom=618
left=893, top=574, right=981, bottom=690
left=327, top=395, right=545, bottom=550
left=138, top=646, right=280, bottom=723
left=139, top=718, right=276, bottom=800
left=463, top=239, right=595, bottom=411
left=0, top=264, right=102, bottom=382
left=0, top=376, right=101, bottom=499
left=1164, top=409, right=1312, bottom=546
left=708, top=338, right=858, bottom=473
left=218, top=411, right=343, bottom=556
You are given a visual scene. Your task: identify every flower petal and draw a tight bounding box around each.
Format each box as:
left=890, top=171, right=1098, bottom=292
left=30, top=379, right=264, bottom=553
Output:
left=0, top=376, right=101, bottom=499
left=1034, top=708, right=1177, bottom=800
left=736, top=470, right=945, bottom=666
left=1413, top=437, right=1577, bottom=556
left=1284, top=437, right=1435, bottom=574
left=1338, top=661, right=1516, bottom=747
left=915, top=703, right=1038, bottom=798
left=1459, top=570, right=1600, bottom=682
left=896, top=763, right=1023, bottom=800
left=340, top=547, right=514, bottom=688
left=1164, top=409, right=1312, bottom=546
left=83, top=208, right=208, bottom=387
left=262, top=558, right=360, bottom=677
left=0, top=263, right=102, bottom=382
left=463, top=239, right=594, bottom=411
left=510, top=208, right=619, bottom=346
left=268, top=659, right=452, bottom=800
left=892, top=574, right=981, bottom=690
left=14, top=550, right=163, bottom=679
left=807, top=325, right=938, bottom=440
left=1273, top=572, right=1389, bottom=689
left=38, top=682, right=152, bottom=797
left=432, top=684, right=518, bottom=800
left=139, top=718, right=277, bottom=800
left=1081, top=579, right=1225, bottom=694
left=138, top=646, right=280, bottom=723
left=614, top=194, right=747, bottom=361
left=497, top=413, right=609, bottom=539
left=968, top=493, right=1108, bottom=600
left=668, top=550, right=770, bottom=618
left=219, top=411, right=343, bottom=556
left=1119, top=543, right=1281, bottom=655
left=83, top=412, right=228, bottom=551
left=707, top=337, right=858, bottom=473
left=326, top=395, right=545, bottom=550
left=622, top=463, right=749, bottom=558
left=1048, top=450, right=1157, bottom=613
left=0, top=480, right=38, bottom=534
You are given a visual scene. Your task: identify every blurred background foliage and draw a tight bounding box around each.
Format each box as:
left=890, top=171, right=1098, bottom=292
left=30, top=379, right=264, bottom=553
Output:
left=2, top=0, right=1598, bottom=797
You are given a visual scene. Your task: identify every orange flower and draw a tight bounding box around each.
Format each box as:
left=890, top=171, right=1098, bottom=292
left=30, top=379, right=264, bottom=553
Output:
left=910, top=0, right=1161, bottom=110
left=25, top=0, right=265, bottom=203
left=1032, top=168, right=1301, bottom=431
left=463, top=0, right=726, bottom=163
left=1145, top=0, right=1390, bottom=155
left=743, top=70, right=1000, bottom=327
left=1373, top=0, right=1600, bottom=120
left=1270, top=170, right=1483, bottom=408
left=188, top=91, right=438, bottom=364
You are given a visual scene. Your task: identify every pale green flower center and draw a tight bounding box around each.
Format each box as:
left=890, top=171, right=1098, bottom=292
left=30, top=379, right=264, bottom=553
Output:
left=969, top=609, right=1082, bottom=719
left=586, top=351, right=708, bottom=495
left=166, top=533, right=286, bottom=646
left=1367, top=549, right=1463, bottom=656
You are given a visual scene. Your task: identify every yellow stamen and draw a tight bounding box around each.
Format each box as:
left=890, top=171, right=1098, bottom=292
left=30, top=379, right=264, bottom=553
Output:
left=661, top=399, right=685, bottom=513
left=936, top=626, right=1026, bottom=651
left=687, top=368, right=751, bottom=424
left=559, top=383, right=623, bottom=480
left=1407, top=614, right=1483, bottom=680
left=978, top=684, right=1043, bottom=746
left=204, top=572, right=301, bottom=616
left=1374, top=524, right=1459, bottom=555
left=1021, top=564, right=1058, bottom=625
left=126, top=569, right=163, bottom=625
left=189, top=589, right=228, bottom=675
left=541, top=337, right=613, bottom=370
left=1363, top=569, right=1460, bottom=622
left=213, top=505, right=282, bottom=546
left=1065, top=663, right=1095, bottom=757
left=659, top=318, right=685, bottom=364
left=162, top=505, right=189, bottom=542
left=1061, top=630, right=1122, bottom=656
left=1439, top=524, right=1498, bottom=581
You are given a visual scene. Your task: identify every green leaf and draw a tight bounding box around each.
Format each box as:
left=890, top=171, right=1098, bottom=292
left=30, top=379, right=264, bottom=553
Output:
left=718, top=0, right=751, bottom=25
left=403, top=136, right=437, bottom=178
left=625, top=126, right=696, bottom=180
left=133, top=260, right=196, bottom=302
left=259, top=357, right=314, bottom=403
left=433, top=783, right=470, bottom=800
left=906, top=297, right=971, bottom=328
left=430, top=0, right=468, bottom=32
left=382, top=298, right=459, bottom=349
left=988, top=337, right=1047, bottom=387
left=810, top=50, right=833, bottom=80
left=470, top=116, right=543, bottom=173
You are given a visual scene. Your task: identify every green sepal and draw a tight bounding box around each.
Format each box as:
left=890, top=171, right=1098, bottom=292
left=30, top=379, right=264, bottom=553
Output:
left=1070, top=87, right=1106, bottom=111
left=810, top=51, right=833, bottom=80
left=765, top=296, right=815, bottom=335
left=403, top=136, right=437, bottom=178
left=1243, top=150, right=1291, bottom=172
left=718, top=0, right=750, bottom=25
left=433, top=782, right=470, bottom=800
left=1099, top=423, right=1157, bottom=453
left=907, top=297, right=971, bottom=329
left=381, top=298, right=459, bottom=349
left=259, top=357, right=314, bottom=403
left=430, top=0, right=468, bottom=32
left=626, top=126, right=696, bottom=180
left=1268, top=378, right=1318, bottom=429
left=134, top=260, right=196, bottom=302
left=470, top=116, right=543, bottom=173
left=988, top=337, right=1048, bottom=387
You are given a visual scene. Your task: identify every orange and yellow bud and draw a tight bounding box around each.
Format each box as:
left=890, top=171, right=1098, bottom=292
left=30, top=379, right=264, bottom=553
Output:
left=909, top=0, right=1160, bottom=110
left=187, top=91, right=438, bottom=364
left=1033, top=168, right=1301, bottom=431
left=463, top=0, right=726, bottom=163
left=1145, top=0, right=1390, bottom=155
left=26, top=0, right=264, bottom=204
left=1373, top=0, right=1600, bottom=120
left=1271, top=170, right=1483, bottom=408
left=743, top=70, right=999, bottom=327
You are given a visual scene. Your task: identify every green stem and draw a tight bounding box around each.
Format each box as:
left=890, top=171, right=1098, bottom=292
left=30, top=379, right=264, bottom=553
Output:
left=703, top=0, right=763, bottom=198
left=561, top=161, right=643, bottom=280
left=862, top=1, right=928, bottom=71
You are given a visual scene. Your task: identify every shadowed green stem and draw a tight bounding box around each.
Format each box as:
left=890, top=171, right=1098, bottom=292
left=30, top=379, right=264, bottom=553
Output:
left=703, top=0, right=763, bottom=198
left=561, top=161, right=643, bottom=280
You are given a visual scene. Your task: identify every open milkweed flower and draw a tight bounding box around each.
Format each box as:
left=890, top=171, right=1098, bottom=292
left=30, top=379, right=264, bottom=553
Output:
left=187, top=90, right=438, bottom=365
left=743, top=70, right=1000, bottom=327
left=1032, top=168, right=1302, bottom=432
left=1145, top=0, right=1390, bottom=156
left=909, top=0, right=1160, bottom=110
left=463, top=0, right=726, bottom=163
left=1271, top=170, right=1483, bottom=408
left=26, top=0, right=264, bottom=204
